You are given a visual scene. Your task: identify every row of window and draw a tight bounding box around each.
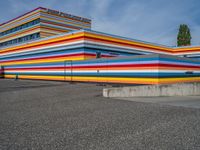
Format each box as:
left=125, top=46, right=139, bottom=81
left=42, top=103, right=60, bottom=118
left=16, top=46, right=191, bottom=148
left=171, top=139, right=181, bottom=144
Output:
left=0, top=33, right=40, bottom=47
left=0, top=19, right=40, bottom=37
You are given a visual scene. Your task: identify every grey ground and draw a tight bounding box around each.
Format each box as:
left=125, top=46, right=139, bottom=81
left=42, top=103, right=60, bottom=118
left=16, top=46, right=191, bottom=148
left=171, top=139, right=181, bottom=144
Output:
left=117, top=96, right=200, bottom=108
left=0, top=79, right=200, bottom=150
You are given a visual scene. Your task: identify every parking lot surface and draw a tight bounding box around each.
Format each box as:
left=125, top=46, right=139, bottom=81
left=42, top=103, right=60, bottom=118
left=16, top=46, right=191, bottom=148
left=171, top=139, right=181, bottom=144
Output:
left=0, top=79, right=200, bottom=150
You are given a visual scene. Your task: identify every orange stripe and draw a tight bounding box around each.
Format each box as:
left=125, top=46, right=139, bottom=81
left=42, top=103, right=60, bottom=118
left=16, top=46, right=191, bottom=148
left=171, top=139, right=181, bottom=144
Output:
left=0, top=11, right=41, bottom=31
left=0, top=32, right=84, bottom=54
left=0, top=26, right=41, bottom=42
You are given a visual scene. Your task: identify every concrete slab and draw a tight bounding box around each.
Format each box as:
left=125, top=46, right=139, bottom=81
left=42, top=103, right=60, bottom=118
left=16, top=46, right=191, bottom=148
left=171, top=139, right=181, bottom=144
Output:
left=115, top=96, right=200, bottom=108
left=103, top=82, right=200, bottom=97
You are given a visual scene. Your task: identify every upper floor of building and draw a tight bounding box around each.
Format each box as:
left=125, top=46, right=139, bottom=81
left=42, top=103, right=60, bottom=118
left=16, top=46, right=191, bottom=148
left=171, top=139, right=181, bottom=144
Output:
left=0, top=7, right=91, bottom=48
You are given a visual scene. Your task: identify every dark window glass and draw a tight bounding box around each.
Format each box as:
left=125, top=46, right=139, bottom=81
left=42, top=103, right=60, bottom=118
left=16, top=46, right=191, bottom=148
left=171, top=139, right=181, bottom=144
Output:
left=96, top=52, right=101, bottom=59
left=0, top=19, right=40, bottom=37
left=30, top=34, right=34, bottom=39
left=36, top=33, right=40, bottom=38
left=18, top=38, right=22, bottom=42
left=0, top=32, right=40, bottom=47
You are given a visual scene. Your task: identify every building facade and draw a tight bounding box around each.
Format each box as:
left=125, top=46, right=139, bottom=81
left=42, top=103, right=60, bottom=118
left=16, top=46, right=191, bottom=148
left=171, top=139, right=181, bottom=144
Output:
left=0, top=7, right=91, bottom=48
left=0, top=8, right=200, bottom=84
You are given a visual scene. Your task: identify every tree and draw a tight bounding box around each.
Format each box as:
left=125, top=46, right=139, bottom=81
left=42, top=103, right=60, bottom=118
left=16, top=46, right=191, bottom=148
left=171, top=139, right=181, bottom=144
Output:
left=177, top=24, right=192, bottom=46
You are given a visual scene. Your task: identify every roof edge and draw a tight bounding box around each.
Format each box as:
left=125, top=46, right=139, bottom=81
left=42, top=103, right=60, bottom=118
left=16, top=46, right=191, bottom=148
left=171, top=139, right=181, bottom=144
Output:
left=0, top=7, right=46, bottom=27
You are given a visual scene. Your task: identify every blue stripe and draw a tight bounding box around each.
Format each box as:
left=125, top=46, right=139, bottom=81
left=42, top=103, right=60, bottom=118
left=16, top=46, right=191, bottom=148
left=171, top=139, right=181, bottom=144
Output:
left=5, top=72, right=200, bottom=77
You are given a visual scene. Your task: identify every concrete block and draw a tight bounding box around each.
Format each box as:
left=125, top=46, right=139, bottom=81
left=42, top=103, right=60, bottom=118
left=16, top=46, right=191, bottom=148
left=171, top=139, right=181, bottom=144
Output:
left=103, top=82, right=200, bottom=97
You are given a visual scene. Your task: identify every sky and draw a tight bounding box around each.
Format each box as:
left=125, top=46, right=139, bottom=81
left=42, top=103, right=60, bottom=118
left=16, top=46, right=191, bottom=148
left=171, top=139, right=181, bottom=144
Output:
left=0, top=0, right=200, bottom=47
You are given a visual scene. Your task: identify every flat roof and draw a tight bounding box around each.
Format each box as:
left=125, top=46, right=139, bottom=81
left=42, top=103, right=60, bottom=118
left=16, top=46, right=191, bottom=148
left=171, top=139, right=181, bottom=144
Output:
left=0, top=7, right=44, bottom=27
left=1, top=29, right=200, bottom=53
left=0, top=7, right=91, bottom=27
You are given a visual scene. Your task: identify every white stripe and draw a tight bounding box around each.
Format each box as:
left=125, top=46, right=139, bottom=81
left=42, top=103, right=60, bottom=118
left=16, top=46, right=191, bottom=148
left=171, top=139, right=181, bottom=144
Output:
left=6, top=70, right=200, bottom=73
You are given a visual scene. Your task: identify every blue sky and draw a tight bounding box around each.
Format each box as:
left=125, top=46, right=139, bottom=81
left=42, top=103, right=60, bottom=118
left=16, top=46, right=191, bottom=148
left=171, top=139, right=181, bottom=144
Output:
left=1, top=0, right=200, bottom=46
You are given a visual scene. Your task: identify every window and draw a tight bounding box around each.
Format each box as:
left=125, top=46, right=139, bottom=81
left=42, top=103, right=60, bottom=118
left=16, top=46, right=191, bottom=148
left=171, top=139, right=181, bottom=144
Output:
left=96, top=52, right=101, bottom=59
left=0, top=19, right=40, bottom=37
left=30, top=35, right=34, bottom=40
left=36, top=33, right=40, bottom=38
left=0, top=32, right=41, bottom=47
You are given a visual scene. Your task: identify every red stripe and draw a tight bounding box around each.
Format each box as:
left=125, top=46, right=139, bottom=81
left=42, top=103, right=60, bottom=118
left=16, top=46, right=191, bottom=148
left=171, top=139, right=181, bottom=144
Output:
left=69, top=63, right=200, bottom=69
left=174, top=49, right=200, bottom=53
left=4, top=63, right=159, bottom=70
left=0, top=53, right=113, bottom=63
left=6, top=63, right=200, bottom=70
left=0, top=36, right=84, bottom=55
left=84, top=36, right=171, bottom=53
left=0, top=53, right=85, bottom=63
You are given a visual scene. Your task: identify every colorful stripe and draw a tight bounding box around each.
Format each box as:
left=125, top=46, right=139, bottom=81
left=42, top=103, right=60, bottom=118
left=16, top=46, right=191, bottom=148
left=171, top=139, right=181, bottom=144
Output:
left=1, top=15, right=200, bottom=85
left=1, top=54, right=200, bottom=84
left=1, top=30, right=200, bottom=57
left=0, top=7, right=91, bottom=47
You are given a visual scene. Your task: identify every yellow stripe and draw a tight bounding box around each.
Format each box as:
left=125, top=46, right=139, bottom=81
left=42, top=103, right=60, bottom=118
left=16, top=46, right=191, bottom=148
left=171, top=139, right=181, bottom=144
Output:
left=84, top=32, right=171, bottom=52
left=0, top=56, right=85, bottom=66
left=0, top=32, right=84, bottom=53
left=4, top=75, right=65, bottom=81
left=40, top=26, right=69, bottom=34
left=173, top=47, right=200, bottom=52
left=40, top=32, right=57, bottom=37
left=0, top=17, right=40, bottom=33
left=4, top=75, right=159, bottom=84
left=1, top=10, right=41, bottom=31
left=0, top=27, right=41, bottom=42
left=158, top=77, right=200, bottom=84
left=4, top=75, right=200, bottom=85
left=41, top=15, right=90, bottom=29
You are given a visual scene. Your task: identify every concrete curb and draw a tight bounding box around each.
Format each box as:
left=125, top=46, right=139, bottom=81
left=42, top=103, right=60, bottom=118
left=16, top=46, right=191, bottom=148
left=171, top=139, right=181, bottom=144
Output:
left=103, top=82, right=200, bottom=97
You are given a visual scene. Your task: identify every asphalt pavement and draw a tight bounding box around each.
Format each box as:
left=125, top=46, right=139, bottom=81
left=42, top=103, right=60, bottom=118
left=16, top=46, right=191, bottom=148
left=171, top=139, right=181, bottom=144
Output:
left=0, top=79, right=200, bottom=150
left=117, top=96, right=200, bottom=108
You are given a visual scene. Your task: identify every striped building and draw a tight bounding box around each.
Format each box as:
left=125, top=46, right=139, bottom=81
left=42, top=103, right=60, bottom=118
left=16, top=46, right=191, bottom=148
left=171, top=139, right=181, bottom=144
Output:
left=0, top=7, right=91, bottom=48
left=0, top=8, right=200, bottom=84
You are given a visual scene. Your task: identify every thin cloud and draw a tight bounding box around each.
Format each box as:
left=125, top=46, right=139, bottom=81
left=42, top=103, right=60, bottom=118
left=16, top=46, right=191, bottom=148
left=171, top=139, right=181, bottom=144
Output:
left=0, top=0, right=200, bottom=46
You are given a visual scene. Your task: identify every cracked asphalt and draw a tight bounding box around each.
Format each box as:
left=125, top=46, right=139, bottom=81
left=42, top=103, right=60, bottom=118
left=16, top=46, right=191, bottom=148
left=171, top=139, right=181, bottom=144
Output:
left=0, top=79, right=200, bottom=150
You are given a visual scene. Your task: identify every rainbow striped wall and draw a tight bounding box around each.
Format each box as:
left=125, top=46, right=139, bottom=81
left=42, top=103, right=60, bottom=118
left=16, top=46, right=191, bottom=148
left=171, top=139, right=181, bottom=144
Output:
left=2, top=54, right=200, bottom=84
left=0, top=30, right=200, bottom=65
left=0, top=30, right=148, bottom=67
left=0, top=7, right=91, bottom=45
left=1, top=30, right=200, bottom=84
